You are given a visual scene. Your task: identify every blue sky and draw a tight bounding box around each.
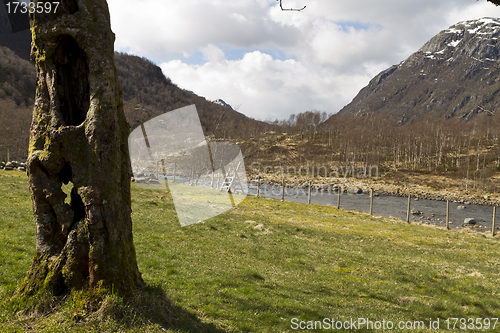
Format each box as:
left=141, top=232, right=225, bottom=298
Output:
left=107, top=0, right=500, bottom=121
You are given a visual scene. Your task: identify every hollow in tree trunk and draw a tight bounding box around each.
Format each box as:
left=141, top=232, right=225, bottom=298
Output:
left=16, top=0, right=143, bottom=297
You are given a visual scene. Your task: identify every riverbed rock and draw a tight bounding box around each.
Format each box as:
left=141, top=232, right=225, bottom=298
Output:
left=464, top=218, right=476, bottom=225
left=348, top=186, right=363, bottom=194
left=411, top=209, right=423, bottom=215
left=457, top=205, right=466, bottom=210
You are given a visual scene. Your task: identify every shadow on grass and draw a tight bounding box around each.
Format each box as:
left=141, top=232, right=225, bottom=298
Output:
left=98, top=283, right=227, bottom=332
left=5, top=284, right=226, bottom=332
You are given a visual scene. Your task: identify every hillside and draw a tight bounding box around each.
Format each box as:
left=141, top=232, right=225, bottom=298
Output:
left=115, top=53, right=264, bottom=138
left=0, top=46, right=34, bottom=162
left=336, top=18, right=500, bottom=122
left=0, top=46, right=264, bottom=161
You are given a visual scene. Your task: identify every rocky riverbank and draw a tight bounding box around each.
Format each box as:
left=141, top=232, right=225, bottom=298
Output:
left=248, top=171, right=500, bottom=207
left=0, top=161, right=26, bottom=172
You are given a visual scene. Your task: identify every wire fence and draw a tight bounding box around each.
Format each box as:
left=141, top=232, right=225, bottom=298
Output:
left=249, top=179, right=498, bottom=236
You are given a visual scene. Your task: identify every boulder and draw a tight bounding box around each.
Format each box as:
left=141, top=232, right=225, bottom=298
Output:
left=348, top=186, right=362, bottom=194
left=411, top=209, right=422, bottom=215
left=464, top=218, right=476, bottom=225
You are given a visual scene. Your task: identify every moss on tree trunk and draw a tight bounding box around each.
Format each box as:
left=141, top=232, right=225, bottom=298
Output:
left=16, top=0, right=143, bottom=298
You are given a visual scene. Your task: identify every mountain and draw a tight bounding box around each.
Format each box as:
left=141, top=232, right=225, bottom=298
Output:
left=212, top=99, right=235, bottom=110
left=115, top=53, right=262, bottom=137
left=337, top=18, right=500, bottom=122
left=0, top=47, right=264, bottom=161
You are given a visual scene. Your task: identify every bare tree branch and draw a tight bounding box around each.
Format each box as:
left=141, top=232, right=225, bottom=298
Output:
left=277, top=0, right=306, bottom=11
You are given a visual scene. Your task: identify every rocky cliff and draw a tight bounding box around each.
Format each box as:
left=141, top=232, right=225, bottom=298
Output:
left=337, top=18, right=500, bottom=122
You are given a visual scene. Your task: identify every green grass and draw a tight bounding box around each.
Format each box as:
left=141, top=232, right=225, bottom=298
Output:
left=1, top=170, right=500, bottom=332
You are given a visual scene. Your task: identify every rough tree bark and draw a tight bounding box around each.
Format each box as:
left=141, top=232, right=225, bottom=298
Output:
left=16, top=0, right=143, bottom=297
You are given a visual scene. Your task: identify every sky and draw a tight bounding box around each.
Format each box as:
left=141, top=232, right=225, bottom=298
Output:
left=106, top=0, right=500, bottom=121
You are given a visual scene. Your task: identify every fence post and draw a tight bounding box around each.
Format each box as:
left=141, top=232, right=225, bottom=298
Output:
left=446, top=200, right=450, bottom=230
left=281, top=179, right=285, bottom=201
left=493, top=206, right=497, bottom=236
left=337, top=186, right=341, bottom=209
left=308, top=182, right=312, bottom=204
left=370, top=188, right=374, bottom=216
left=257, top=178, right=260, bottom=197
left=406, top=194, right=411, bottom=223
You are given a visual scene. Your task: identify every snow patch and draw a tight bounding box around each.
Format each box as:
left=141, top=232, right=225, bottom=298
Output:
left=448, top=40, right=460, bottom=47
left=477, top=18, right=500, bottom=25
left=468, top=27, right=481, bottom=34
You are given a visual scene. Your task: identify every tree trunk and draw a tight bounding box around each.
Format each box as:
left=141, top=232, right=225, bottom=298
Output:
left=16, top=0, right=143, bottom=297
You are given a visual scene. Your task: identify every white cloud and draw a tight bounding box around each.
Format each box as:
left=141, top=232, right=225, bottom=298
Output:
left=160, top=49, right=383, bottom=120
left=107, top=0, right=500, bottom=120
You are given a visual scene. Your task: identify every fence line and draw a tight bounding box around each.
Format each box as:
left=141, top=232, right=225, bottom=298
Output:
left=493, top=207, right=497, bottom=237
left=406, top=194, right=411, bottom=224
left=249, top=180, right=498, bottom=235
left=446, top=200, right=450, bottom=230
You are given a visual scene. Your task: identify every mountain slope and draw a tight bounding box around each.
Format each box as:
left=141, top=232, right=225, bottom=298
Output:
left=0, top=46, right=34, bottom=162
left=115, top=53, right=263, bottom=137
left=0, top=47, right=264, bottom=161
left=337, top=18, right=500, bottom=122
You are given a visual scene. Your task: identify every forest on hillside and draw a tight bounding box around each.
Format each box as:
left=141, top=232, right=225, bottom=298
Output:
left=243, top=111, right=500, bottom=193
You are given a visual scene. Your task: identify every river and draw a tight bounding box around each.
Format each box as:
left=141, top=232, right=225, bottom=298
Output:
left=246, top=183, right=498, bottom=232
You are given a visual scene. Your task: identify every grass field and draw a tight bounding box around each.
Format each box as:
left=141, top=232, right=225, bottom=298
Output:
left=1, top=170, right=500, bottom=332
